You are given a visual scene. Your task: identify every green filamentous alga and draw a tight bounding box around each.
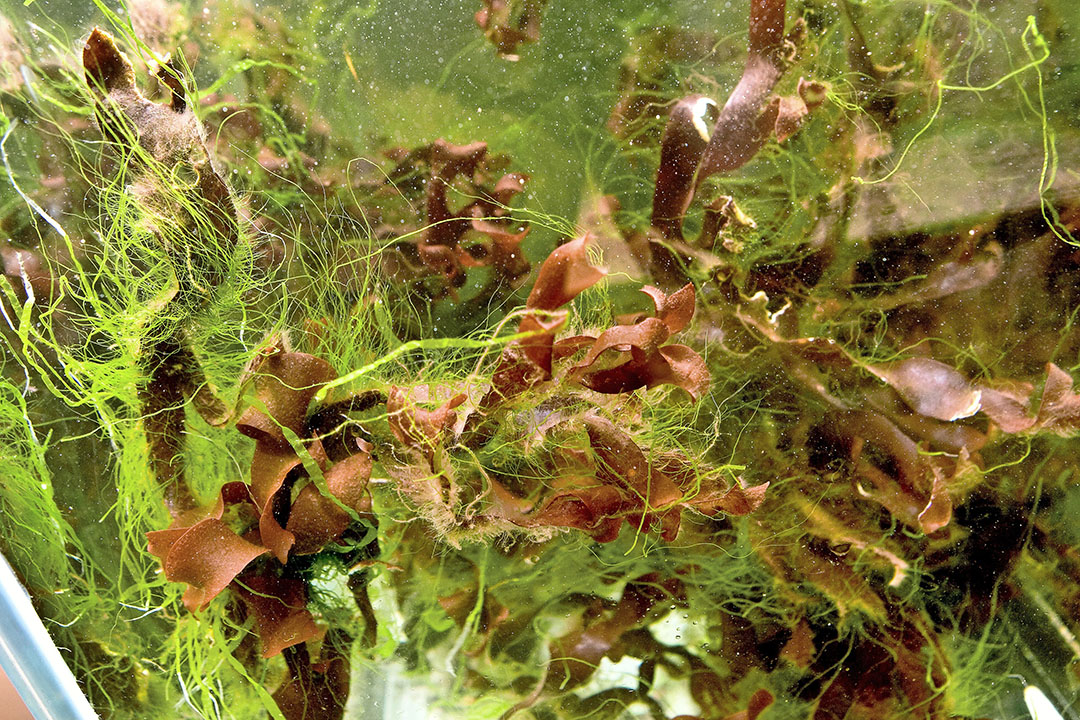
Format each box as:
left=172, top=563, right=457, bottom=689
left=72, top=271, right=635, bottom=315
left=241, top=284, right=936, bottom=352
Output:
left=1, top=1, right=1079, bottom=719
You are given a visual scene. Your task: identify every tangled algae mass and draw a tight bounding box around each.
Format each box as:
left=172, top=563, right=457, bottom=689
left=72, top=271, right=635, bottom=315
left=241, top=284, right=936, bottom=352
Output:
left=1, top=0, right=1080, bottom=718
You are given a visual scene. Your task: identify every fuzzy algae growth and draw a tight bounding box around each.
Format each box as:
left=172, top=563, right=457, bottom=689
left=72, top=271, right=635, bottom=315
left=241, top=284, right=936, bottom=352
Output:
left=2, top=0, right=1080, bottom=718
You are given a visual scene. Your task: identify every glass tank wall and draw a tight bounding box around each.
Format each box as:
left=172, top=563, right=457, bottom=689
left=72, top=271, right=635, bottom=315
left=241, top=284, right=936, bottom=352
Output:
left=0, top=1, right=1079, bottom=718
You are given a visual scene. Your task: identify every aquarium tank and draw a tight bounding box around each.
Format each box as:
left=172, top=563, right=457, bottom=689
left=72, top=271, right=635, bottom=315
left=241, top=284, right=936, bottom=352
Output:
left=0, top=0, right=1079, bottom=718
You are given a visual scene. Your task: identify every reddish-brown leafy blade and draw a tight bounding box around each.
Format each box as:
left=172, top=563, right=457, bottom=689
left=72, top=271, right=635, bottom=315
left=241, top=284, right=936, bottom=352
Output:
left=272, top=650, right=350, bottom=720
left=466, top=218, right=531, bottom=280
left=866, top=357, right=982, bottom=422
left=569, top=284, right=709, bottom=399
left=147, top=482, right=265, bottom=612
left=855, top=460, right=927, bottom=531
left=513, top=309, right=568, bottom=375
left=696, top=0, right=790, bottom=183
left=547, top=577, right=679, bottom=690
left=689, top=480, right=770, bottom=516
left=651, top=95, right=716, bottom=239
left=157, top=518, right=268, bottom=612
left=571, top=318, right=710, bottom=400
left=286, top=452, right=373, bottom=555
left=487, top=475, right=625, bottom=541
left=978, top=381, right=1036, bottom=433
left=875, top=242, right=1003, bottom=310
left=585, top=415, right=684, bottom=510
left=642, top=283, right=696, bottom=334
left=491, top=172, right=529, bottom=205
left=772, top=78, right=828, bottom=142
left=780, top=620, right=815, bottom=668
left=497, top=416, right=695, bottom=541
left=83, top=28, right=136, bottom=95
left=429, top=138, right=488, bottom=182
left=146, top=481, right=250, bottom=560
left=841, top=409, right=961, bottom=533
left=981, top=364, right=1080, bottom=436
left=235, top=573, right=324, bottom=658
left=474, top=234, right=604, bottom=410
left=424, top=139, right=488, bottom=250
left=532, top=485, right=627, bottom=542
left=483, top=328, right=558, bottom=404
left=655, top=344, right=711, bottom=401
left=475, top=0, right=547, bottom=60
left=247, top=442, right=303, bottom=563
left=247, top=439, right=330, bottom=564
left=850, top=409, right=929, bottom=489
left=872, top=389, right=988, bottom=455
left=656, top=452, right=769, bottom=519
left=722, top=689, right=775, bottom=720
left=917, top=469, right=953, bottom=535
left=248, top=441, right=309, bottom=510
left=236, top=351, right=338, bottom=446
left=387, top=387, right=467, bottom=451
left=525, top=234, right=605, bottom=311
left=551, top=333, right=596, bottom=363
left=1034, top=363, right=1080, bottom=435
left=573, top=318, right=671, bottom=386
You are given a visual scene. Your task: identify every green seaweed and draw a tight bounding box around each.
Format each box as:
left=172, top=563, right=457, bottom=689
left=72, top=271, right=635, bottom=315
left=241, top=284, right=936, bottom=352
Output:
left=1, top=0, right=1079, bottom=718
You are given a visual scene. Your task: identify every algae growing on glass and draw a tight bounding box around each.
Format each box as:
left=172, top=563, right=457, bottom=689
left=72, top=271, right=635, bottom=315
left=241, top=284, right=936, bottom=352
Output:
left=1, top=0, right=1079, bottom=718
